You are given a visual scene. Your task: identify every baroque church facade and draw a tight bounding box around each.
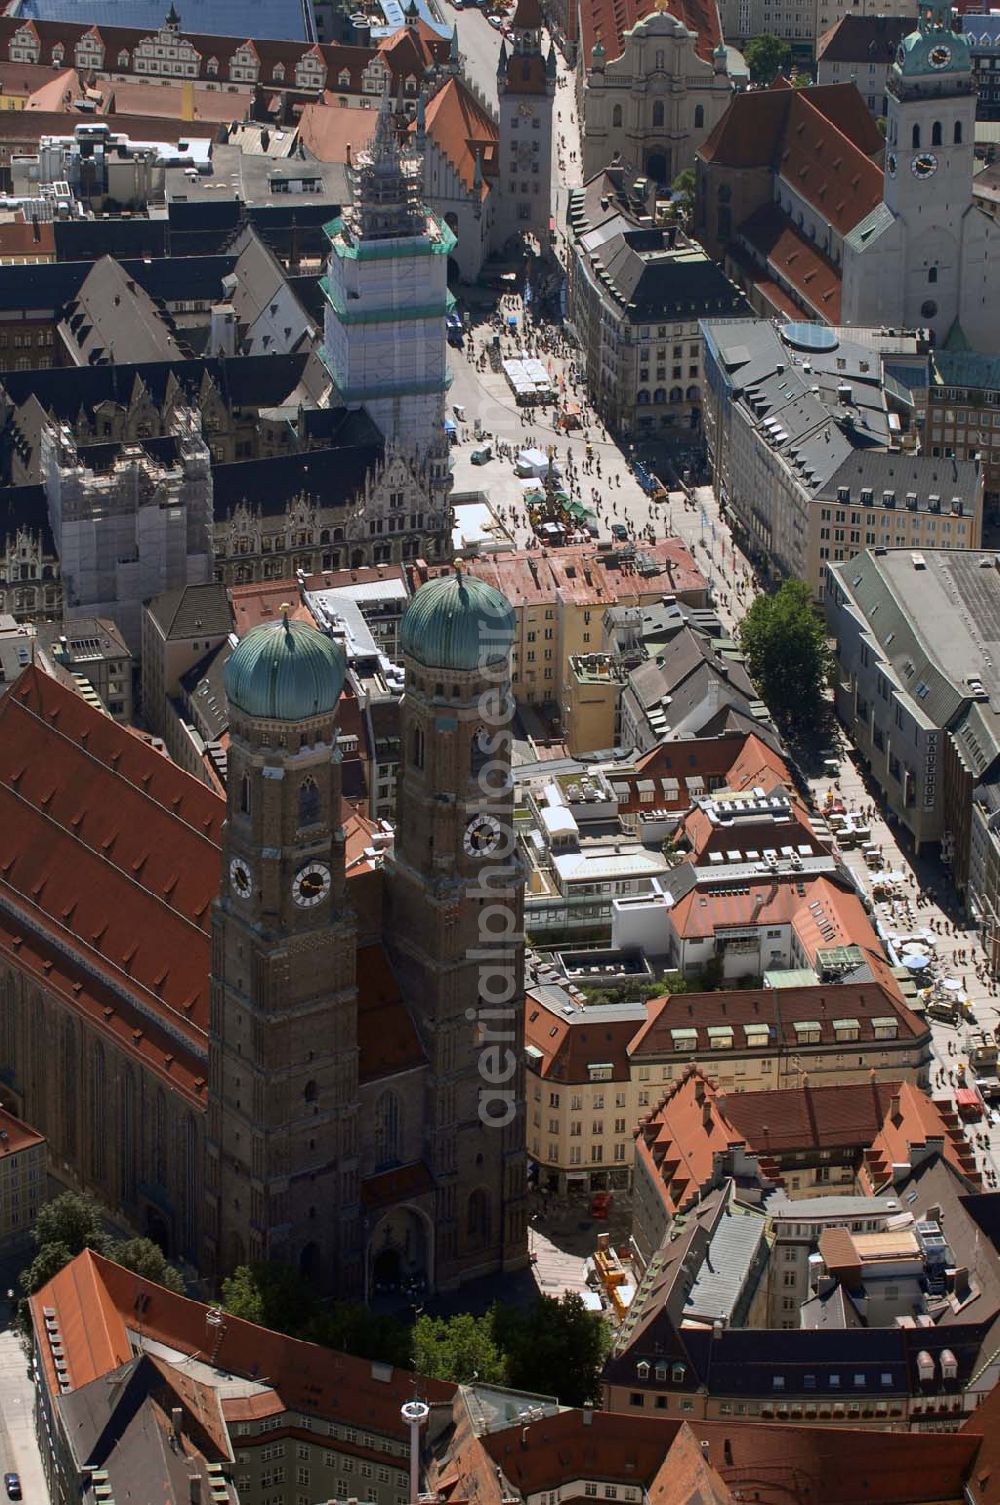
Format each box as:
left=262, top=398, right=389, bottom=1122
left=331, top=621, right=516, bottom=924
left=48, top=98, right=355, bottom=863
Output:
left=0, top=570, right=528, bottom=1296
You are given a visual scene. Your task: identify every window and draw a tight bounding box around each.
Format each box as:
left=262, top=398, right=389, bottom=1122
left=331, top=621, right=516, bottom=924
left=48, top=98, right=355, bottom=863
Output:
left=912, top=123, right=920, bottom=148
left=694, top=104, right=704, bottom=127
left=374, top=1090, right=401, bottom=1168
left=239, top=772, right=251, bottom=815
left=932, top=120, right=942, bottom=145
left=612, top=103, right=622, bottom=127
left=955, top=120, right=963, bottom=143
left=298, top=776, right=320, bottom=828
left=652, top=100, right=664, bottom=127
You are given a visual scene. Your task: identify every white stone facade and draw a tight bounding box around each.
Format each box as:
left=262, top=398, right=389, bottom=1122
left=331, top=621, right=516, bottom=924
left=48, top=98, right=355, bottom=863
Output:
left=581, top=10, right=732, bottom=184
left=40, top=406, right=212, bottom=654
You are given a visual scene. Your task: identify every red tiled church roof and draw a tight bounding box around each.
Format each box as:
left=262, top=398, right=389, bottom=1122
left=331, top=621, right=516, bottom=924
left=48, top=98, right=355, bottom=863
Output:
left=578, top=0, right=723, bottom=65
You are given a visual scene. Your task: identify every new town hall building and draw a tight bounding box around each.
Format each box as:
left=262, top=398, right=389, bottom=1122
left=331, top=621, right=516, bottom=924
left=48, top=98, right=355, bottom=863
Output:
left=0, top=567, right=528, bottom=1296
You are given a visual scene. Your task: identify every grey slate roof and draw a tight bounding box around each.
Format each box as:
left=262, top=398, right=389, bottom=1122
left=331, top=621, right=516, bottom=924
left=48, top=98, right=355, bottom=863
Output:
left=59, top=255, right=189, bottom=366
left=146, top=582, right=232, bottom=641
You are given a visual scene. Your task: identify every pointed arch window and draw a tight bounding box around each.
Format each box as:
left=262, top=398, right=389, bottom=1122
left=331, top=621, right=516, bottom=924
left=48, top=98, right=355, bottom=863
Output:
left=954, top=120, right=962, bottom=144
left=298, top=775, right=321, bottom=828
left=931, top=120, right=942, bottom=146
left=91, top=1043, right=106, bottom=1182
left=467, top=1188, right=491, bottom=1248
left=411, top=724, right=425, bottom=770
left=374, top=1090, right=401, bottom=1168
left=239, top=771, right=251, bottom=816
left=912, top=124, right=921, bottom=148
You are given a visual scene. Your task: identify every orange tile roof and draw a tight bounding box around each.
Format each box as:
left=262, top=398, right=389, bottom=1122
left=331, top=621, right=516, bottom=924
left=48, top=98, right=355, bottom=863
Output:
left=299, top=97, right=379, bottom=162
left=860, top=1082, right=981, bottom=1193
left=636, top=1068, right=746, bottom=1216
left=738, top=204, right=843, bottom=320
left=24, top=64, right=81, bottom=110
left=0, top=668, right=222, bottom=1035
left=0, top=1105, right=45, bottom=1154
left=412, top=77, right=498, bottom=199
left=724, top=733, right=793, bottom=795
left=699, top=82, right=884, bottom=170
left=525, top=995, right=636, bottom=1082
left=775, top=94, right=883, bottom=235
left=631, top=980, right=925, bottom=1058
left=357, top=943, right=425, bottom=1082
left=722, top=1076, right=899, bottom=1155
left=578, top=0, right=722, bottom=65
left=30, top=1249, right=132, bottom=1398
left=228, top=579, right=312, bottom=635
left=649, top=1424, right=734, bottom=1505
left=477, top=1407, right=979, bottom=1505
left=0, top=215, right=56, bottom=262
left=32, top=1250, right=455, bottom=1434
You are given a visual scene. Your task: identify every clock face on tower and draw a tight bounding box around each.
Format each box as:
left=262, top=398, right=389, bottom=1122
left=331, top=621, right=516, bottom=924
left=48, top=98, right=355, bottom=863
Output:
left=464, top=814, right=503, bottom=857
left=230, top=857, right=253, bottom=899
left=928, top=42, right=952, bottom=68
left=292, top=861, right=332, bottom=907
left=912, top=152, right=938, bottom=178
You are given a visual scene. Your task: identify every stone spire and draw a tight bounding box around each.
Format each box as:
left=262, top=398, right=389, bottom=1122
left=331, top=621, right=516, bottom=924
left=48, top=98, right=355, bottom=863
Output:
left=346, top=83, right=425, bottom=242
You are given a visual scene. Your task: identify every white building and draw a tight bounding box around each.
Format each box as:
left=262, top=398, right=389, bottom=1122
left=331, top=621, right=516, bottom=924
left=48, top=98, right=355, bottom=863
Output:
left=40, top=407, right=212, bottom=656
left=841, top=0, right=1000, bottom=350
left=580, top=6, right=732, bottom=184
left=322, top=89, right=453, bottom=498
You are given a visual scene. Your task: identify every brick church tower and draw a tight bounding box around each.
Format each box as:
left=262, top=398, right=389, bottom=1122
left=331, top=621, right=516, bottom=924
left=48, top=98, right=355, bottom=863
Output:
left=495, top=0, right=556, bottom=253
left=385, top=569, right=529, bottom=1288
left=205, top=612, right=364, bottom=1289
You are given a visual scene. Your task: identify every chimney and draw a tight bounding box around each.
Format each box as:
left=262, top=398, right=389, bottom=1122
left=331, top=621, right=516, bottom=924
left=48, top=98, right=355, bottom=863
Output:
left=889, top=1093, right=901, bottom=1124
left=927, top=1204, right=943, bottom=1224
left=702, top=1100, right=713, bottom=1129
left=694, top=1078, right=705, bottom=1104
left=171, top=1406, right=183, bottom=1444
left=951, top=1265, right=970, bottom=1301
left=582, top=1404, right=593, bottom=1426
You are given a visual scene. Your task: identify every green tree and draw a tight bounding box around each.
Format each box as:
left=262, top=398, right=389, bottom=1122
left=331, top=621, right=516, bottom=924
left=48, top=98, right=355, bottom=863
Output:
left=311, top=1304, right=412, bottom=1368
left=19, top=1241, right=76, bottom=1298
left=671, top=167, right=697, bottom=218
left=744, top=33, right=792, bottom=83
left=737, top=578, right=832, bottom=730
left=494, top=1294, right=610, bottom=1407
left=110, top=1237, right=185, bottom=1294
left=221, top=1261, right=320, bottom=1335
left=412, top=1311, right=507, bottom=1385
left=32, top=1190, right=111, bottom=1259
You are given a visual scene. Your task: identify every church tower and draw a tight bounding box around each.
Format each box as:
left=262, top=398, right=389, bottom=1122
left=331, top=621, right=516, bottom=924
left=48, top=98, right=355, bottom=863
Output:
left=495, top=0, right=556, bottom=253
left=321, top=89, right=453, bottom=511
left=206, top=611, right=364, bottom=1292
left=386, top=569, right=529, bottom=1289
left=881, top=0, right=977, bottom=338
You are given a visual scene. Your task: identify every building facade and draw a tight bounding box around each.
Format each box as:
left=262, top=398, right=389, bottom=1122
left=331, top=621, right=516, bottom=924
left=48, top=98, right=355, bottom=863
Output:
left=567, top=165, right=748, bottom=439
left=580, top=7, right=732, bottom=184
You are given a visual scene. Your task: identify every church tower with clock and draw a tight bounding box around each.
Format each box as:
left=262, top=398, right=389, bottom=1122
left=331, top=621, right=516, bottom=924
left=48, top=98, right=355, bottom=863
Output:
left=495, top=0, right=556, bottom=253
left=207, top=577, right=527, bottom=1297
left=206, top=611, right=364, bottom=1288
left=385, top=568, right=530, bottom=1289
left=841, top=0, right=1000, bottom=349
